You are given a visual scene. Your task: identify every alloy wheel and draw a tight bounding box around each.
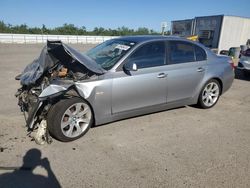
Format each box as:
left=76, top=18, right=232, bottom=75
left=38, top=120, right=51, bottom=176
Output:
left=60, top=102, right=92, bottom=138
left=202, top=82, right=220, bottom=107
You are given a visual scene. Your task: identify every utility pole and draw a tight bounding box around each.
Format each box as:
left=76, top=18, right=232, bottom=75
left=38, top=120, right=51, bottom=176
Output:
left=161, top=22, right=167, bottom=35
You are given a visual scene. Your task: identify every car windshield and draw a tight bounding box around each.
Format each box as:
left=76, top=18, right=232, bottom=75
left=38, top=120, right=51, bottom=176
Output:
left=85, top=39, right=136, bottom=70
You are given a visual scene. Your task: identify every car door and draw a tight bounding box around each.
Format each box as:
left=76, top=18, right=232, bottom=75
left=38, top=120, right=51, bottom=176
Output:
left=165, top=40, right=207, bottom=103
left=111, top=41, right=168, bottom=114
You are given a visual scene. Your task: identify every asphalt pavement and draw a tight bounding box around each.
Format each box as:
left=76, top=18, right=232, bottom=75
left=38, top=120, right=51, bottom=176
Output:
left=0, top=43, right=250, bottom=188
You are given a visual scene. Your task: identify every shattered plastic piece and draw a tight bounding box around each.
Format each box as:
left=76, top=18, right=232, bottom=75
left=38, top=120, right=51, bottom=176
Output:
left=33, top=120, right=47, bottom=145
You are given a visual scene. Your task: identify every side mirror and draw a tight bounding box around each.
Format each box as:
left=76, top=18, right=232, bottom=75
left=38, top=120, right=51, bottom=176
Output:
left=124, top=63, right=138, bottom=71
left=132, top=63, right=138, bottom=71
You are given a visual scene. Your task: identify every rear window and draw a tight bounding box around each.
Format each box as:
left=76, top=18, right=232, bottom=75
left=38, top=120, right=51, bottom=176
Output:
left=169, top=41, right=206, bottom=64
left=169, top=41, right=195, bottom=64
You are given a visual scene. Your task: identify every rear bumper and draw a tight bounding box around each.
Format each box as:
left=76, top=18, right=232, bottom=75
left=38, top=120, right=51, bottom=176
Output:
left=222, top=69, right=234, bottom=95
left=237, top=67, right=250, bottom=71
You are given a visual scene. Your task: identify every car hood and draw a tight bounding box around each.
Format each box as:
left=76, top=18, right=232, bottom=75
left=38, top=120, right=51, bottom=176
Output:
left=56, top=41, right=105, bottom=74
left=20, top=40, right=105, bottom=86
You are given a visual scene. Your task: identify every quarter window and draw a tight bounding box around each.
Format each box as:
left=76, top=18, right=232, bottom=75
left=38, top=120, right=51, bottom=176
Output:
left=195, top=46, right=207, bottom=61
left=127, top=41, right=165, bottom=69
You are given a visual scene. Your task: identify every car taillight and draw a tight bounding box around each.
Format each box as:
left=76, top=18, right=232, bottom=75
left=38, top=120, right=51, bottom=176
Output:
left=230, top=62, right=235, bottom=69
left=228, top=59, right=235, bottom=69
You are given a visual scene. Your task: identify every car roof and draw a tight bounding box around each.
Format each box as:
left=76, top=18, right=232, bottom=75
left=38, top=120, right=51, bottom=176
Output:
left=114, top=35, right=182, bottom=43
left=112, top=35, right=209, bottom=53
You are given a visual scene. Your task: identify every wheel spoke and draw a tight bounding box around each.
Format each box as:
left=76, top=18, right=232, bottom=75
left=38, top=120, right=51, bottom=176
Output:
left=207, top=84, right=212, bottom=92
left=77, top=107, right=89, bottom=118
left=202, top=94, right=207, bottom=100
left=75, top=103, right=82, bottom=114
left=79, top=118, right=90, bottom=123
left=208, top=96, right=213, bottom=104
left=204, top=96, right=208, bottom=104
left=66, top=124, right=74, bottom=136
left=75, top=123, right=82, bottom=134
left=211, top=85, right=218, bottom=92
left=65, top=108, right=73, bottom=116
left=210, top=93, right=217, bottom=97
left=61, top=120, right=70, bottom=129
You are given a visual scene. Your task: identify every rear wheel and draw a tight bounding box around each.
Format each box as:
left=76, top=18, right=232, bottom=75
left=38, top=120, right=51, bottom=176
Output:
left=47, top=97, right=93, bottom=142
left=197, top=79, right=221, bottom=109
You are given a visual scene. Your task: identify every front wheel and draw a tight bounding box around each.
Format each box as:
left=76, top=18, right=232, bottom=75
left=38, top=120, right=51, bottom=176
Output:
left=47, top=97, right=93, bottom=142
left=197, top=79, right=221, bottom=109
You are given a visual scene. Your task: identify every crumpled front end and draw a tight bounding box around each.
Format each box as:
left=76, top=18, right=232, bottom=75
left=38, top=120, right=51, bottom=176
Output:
left=15, top=40, right=104, bottom=144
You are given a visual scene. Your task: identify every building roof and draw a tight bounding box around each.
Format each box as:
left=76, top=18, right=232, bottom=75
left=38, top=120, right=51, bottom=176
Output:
left=172, top=14, right=250, bottom=23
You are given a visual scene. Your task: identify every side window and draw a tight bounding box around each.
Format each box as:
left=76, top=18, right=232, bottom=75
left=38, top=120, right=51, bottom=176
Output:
left=169, top=41, right=195, bottom=64
left=195, top=45, right=207, bottom=61
left=127, top=41, right=165, bottom=69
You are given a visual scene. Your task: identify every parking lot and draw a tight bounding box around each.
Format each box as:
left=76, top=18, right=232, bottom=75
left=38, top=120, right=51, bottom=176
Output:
left=0, top=43, right=250, bottom=187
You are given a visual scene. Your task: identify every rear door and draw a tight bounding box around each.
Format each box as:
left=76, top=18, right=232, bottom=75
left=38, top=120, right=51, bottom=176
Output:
left=166, top=40, right=207, bottom=103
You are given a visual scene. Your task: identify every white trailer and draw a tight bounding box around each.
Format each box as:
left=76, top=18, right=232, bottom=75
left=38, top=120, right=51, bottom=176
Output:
left=218, top=16, right=250, bottom=52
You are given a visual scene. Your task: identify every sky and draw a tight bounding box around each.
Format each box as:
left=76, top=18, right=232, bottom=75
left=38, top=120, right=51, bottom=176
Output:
left=1, top=0, right=250, bottom=31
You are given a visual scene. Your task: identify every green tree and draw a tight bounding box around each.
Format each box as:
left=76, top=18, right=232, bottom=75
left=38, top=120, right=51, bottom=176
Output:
left=0, top=21, right=160, bottom=36
left=135, top=27, right=150, bottom=35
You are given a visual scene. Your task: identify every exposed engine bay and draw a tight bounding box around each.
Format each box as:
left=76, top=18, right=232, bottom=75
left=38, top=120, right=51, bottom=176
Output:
left=15, top=41, right=105, bottom=144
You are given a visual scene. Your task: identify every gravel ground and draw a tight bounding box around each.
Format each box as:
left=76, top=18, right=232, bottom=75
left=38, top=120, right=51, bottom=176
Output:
left=0, top=44, right=250, bottom=188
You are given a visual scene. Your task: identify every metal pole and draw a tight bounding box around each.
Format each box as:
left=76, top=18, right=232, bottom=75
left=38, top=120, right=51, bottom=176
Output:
left=161, top=22, right=167, bottom=36
left=162, top=27, right=165, bottom=36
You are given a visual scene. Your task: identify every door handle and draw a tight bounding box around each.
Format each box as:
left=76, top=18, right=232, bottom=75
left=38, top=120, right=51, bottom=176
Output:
left=197, top=67, right=205, bottom=72
left=157, top=73, right=167, bottom=78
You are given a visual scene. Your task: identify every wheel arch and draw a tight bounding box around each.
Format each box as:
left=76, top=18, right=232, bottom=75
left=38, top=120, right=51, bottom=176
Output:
left=209, top=77, right=223, bottom=95
left=195, top=77, right=222, bottom=108
left=193, top=76, right=223, bottom=104
left=59, top=87, right=96, bottom=127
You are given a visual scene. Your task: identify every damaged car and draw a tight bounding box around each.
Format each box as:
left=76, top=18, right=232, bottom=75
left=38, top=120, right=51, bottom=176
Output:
left=16, top=36, right=234, bottom=144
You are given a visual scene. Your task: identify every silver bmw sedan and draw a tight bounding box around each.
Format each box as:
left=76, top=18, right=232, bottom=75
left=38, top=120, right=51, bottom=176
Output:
left=16, top=36, right=234, bottom=143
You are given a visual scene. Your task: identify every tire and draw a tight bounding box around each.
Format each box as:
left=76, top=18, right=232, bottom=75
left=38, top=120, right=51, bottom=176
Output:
left=47, top=97, right=93, bottom=142
left=243, top=70, right=249, bottom=78
left=197, top=79, right=221, bottom=109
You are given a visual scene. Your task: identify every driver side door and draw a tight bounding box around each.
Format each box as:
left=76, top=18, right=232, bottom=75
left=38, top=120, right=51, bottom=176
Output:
left=111, top=41, right=168, bottom=114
